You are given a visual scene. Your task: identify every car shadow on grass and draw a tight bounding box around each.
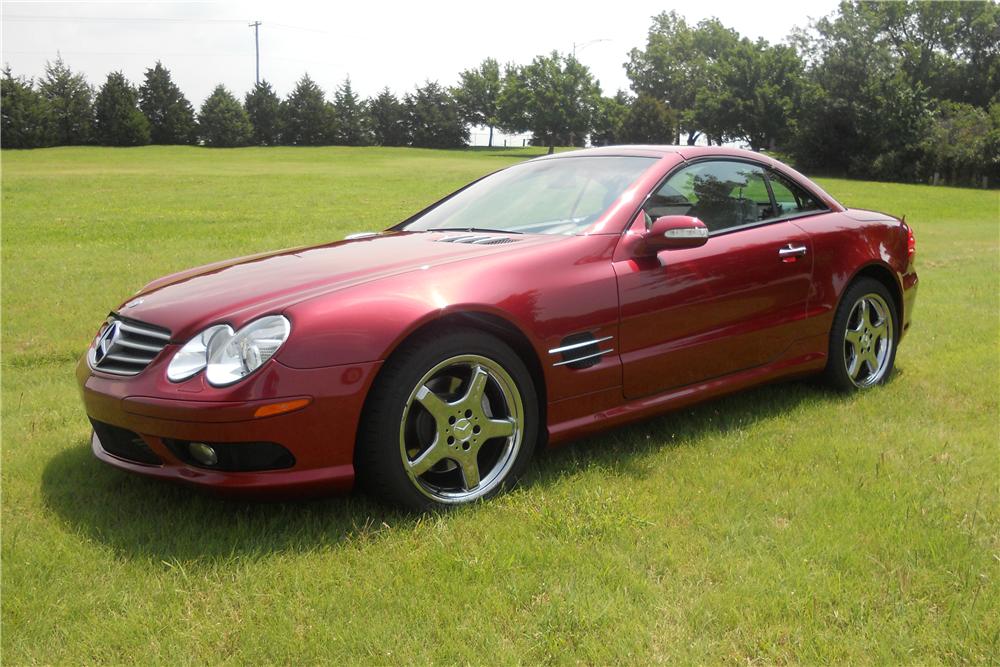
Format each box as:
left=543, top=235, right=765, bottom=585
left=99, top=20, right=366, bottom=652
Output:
left=525, top=377, right=832, bottom=488
left=40, top=374, right=885, bottom=562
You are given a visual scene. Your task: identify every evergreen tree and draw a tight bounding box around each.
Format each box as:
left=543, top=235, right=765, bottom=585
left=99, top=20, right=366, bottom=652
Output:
left=198, top=85, right=252, bottom=147
left=452, top=58, right=502, bottom=146
left=244, top=80, right=282, bottom=145
left=138, top=61, right=196, bottom=144
left=281, top=74, right=333, bottom=145
left=367, top=88, right=409, bottom=146
left=619, top=94, right=677, bottom=145
left=38, top=55, right=94, bottom=145
left=94, top=71, right=150, bottom=146
left=331, top=76, right=369, bottom=145
left=1, top=67, right=54, bottom=148
left=405, top=81, right=468, bottom=148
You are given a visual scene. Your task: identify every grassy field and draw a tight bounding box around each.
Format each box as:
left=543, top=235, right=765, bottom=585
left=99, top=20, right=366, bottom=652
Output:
left=2, top=146, right=998, bottom=664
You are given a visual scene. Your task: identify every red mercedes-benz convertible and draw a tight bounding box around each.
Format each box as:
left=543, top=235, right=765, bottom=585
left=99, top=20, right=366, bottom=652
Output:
left=78, top=146, right=918, bottom=509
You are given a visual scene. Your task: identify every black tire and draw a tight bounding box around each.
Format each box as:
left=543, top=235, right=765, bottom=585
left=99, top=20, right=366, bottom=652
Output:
left=823, top=277, right=899, bottom=391
left=355, top=327, right=539, bottom=510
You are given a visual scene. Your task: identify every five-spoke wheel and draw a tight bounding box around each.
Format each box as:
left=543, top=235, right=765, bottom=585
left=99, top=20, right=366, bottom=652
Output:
left=825, top=278, right=898, bottom=391
left=357, top=328, right=537, bottom=510
left=400, top=355, right=523, bottom=503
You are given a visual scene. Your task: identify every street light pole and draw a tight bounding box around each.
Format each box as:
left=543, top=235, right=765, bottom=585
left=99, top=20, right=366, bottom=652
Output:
left=572, top=38, right=610, bottom=58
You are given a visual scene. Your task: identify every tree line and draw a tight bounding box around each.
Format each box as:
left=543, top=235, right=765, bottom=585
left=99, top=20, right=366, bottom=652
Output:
left=2, top=1, right=998, bottom=186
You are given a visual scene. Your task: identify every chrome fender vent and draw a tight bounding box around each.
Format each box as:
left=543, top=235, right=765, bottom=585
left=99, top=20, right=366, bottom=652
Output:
left=88, top=315, right=171, bottom=376
left=548, top=332, right=614, bottom=369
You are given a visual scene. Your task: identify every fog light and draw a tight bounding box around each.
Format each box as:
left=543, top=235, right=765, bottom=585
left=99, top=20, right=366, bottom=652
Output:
left=188, top=442, right=218, bottom=466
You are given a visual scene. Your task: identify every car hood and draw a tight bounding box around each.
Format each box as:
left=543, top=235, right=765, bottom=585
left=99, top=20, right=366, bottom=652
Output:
left=117, top=231, right=559, bottom=340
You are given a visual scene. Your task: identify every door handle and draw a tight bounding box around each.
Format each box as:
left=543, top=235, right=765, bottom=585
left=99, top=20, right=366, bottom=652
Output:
left=778, top=244, right=808, bottom=259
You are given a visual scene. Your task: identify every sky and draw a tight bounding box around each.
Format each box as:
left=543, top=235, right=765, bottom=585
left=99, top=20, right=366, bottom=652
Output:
left=3, top=0, right=840, bottom=144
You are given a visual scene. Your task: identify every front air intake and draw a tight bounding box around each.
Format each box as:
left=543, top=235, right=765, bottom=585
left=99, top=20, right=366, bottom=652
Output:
left=91, top=419, right=162, bottom=465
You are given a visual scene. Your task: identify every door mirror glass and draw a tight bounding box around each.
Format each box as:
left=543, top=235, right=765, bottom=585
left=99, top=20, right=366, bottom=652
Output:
left=642, top=215, right=709, bottom=252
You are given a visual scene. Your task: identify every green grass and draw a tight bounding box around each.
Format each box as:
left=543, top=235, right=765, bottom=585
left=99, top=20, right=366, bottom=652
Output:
left=2, top=146, right=998, bottom=665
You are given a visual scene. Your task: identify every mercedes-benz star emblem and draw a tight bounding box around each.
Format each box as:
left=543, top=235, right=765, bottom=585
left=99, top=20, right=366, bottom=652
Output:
left=94, top=322, right=120, bottom=363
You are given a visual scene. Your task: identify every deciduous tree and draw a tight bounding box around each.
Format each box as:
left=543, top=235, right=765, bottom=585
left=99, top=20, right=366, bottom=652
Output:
left=790, top=3, right=934, bottom=180
left=590, top=91, right=631, bottom=146
left=619, top=94, right=676, bottom=145
left=923, top=100, right=994, bottom=185
left=452, top=58, right=502, bottom=146
left=626, top=13, right=740, bottom=144
left=498, top=52, right=600, bottom=154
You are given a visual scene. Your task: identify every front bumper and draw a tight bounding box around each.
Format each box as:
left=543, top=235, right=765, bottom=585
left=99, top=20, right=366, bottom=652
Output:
left=77, top=351, right=381, bottom=498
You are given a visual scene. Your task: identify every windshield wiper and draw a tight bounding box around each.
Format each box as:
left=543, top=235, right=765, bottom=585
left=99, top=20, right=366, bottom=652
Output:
left=431, top=227, right=523, bottom=234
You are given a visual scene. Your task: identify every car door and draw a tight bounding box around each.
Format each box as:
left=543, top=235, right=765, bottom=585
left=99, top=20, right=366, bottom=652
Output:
left=614, top=159, right=815, bottom=399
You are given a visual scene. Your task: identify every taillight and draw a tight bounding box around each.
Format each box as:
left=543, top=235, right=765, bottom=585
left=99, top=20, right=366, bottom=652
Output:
left=906, top=224, right=916, bottom=261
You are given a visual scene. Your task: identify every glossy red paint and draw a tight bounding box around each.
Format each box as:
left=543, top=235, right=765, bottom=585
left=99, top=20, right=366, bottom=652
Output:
left=78, top=146, right=918, bottom=497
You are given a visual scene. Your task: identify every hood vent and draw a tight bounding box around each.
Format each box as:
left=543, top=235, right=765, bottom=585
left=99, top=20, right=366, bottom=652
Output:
left=436, top=235, right=521, bottom=245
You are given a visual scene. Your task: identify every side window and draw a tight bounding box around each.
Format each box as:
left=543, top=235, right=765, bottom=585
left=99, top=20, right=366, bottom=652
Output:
left=645, top=160, right=773, bottom=234
left=768, top=171, right=826, bottom=218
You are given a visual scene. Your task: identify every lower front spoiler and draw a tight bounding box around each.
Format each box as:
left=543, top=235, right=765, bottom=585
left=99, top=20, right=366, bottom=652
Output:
left=91, top=429, right=355, bottom=499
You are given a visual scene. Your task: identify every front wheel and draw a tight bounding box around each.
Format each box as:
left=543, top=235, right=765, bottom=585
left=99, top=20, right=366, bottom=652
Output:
left=356, top=328, right=538, bottom=510
left=824, top=278, right=898, bottom=391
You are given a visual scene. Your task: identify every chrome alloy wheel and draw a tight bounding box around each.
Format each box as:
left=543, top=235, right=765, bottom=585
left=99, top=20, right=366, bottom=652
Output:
left=398, top=354, right=524, bottom=504
left=843, top=293, right=894, bottom=387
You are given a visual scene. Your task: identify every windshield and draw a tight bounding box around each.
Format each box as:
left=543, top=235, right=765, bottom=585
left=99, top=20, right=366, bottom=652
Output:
left=401, top=156, right=657, bottom=235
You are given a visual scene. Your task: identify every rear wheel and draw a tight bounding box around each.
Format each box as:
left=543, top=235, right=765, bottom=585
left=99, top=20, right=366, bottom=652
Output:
left=356, top=328, right=538, bottom=509
left=824, top=278, right=898, bottom=391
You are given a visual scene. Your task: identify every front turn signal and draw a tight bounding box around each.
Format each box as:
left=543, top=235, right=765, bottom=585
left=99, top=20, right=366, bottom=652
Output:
left=253, top=398, right=312, bottom=419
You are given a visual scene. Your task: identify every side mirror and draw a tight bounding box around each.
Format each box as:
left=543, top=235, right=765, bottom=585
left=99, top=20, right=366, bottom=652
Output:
left=642, top=215, right=709, bottom=253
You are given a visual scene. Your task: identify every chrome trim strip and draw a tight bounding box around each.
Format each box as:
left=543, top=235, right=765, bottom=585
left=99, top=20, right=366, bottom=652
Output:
left=552, top=348, right=614, bottom=367
left=117, top=320, right=171, bottom=340
left=547, top=335, right=613, bottom=355
left=104, top=352, right=154, bottom=365
left=94, top=367, right=142, bottom=376
left=115, top=338, right=163, bottom=353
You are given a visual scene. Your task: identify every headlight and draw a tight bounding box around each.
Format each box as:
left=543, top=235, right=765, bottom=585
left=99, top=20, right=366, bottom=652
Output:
left=166, top=324, right=233, bottom=382
left=205, top=315, right=291, bottom=386
left=166, top=316, right=290, bottom=385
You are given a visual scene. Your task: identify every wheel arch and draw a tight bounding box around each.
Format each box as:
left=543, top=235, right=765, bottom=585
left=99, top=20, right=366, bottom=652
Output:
left=844, top=262, right=904, bottom=324
left=362, top=309, right=549, bottom=446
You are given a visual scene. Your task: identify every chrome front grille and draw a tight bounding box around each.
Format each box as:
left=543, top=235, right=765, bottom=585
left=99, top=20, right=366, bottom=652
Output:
left=88, top=315, right=171, bottom=376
